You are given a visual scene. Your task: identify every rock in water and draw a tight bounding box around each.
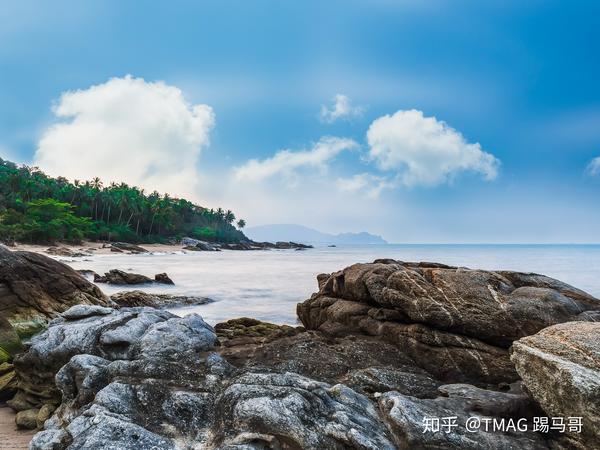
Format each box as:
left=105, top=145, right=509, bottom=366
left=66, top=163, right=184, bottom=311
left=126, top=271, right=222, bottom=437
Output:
left=94, top=269, right=153, bottom=284
left=111, top=290, right=212, bottom=308
left=154, top=272, right=174, bottom=284
left=94, top=269, right=175, bottom=285
left=0, top=245, right=111, bottom=337
left=297, top=260, right=600, bottom=385
left=511, top=322, right=600, bottom=449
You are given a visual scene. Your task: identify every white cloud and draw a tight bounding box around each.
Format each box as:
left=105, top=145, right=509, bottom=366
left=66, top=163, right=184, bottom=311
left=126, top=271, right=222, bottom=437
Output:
left=586, top=157, right=600, bottom=176
left=233, top=136, right=358, bottom=183
left=34, top=75, right=214, bottom=199
left=319, top=94, right=364, bottom=123
left=336, top=173, right=395, bottom=199
left=366, top=109, right=500, bottom=187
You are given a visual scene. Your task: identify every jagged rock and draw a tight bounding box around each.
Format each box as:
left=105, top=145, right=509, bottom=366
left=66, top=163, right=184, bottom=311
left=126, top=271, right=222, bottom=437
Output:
left=111, top=290, right=213, bottom=308
left=511, top=321, right=600, bottom=449
left=110, top=242, right=149, bottom=254
left=212, top=372, right=395, bottom=449
left=7, top=306, right=218, bottom=421
left=0, top=246, right=111, bottom=338
left=297, top=261, right=600, bottom=385
left=154, top=272, right=174, bottom=284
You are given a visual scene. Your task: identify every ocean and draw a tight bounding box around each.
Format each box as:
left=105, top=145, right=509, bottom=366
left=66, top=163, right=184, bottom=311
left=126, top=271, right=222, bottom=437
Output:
left=65, top=244, right=600, bottom=326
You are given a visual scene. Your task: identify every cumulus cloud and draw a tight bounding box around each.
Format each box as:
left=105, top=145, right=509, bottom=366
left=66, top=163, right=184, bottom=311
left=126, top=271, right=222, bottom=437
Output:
left=233, top=136, right=358, bottom=184
left=336, top=173, right=395, bottom=199
left=366, top=109, right=500, bottom=187
left=585, top=157, right=600, bottom=176
left=319, top=94, right=364, bottom=123
left=34, top=75, right=214, bottom=199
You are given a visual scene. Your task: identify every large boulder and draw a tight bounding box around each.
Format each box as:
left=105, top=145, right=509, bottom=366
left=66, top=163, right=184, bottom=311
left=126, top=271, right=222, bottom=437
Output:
left=298, top=261, right=600, bottom=385
left=511, top=321, right=600, bottom=449
left=0, top=246, right=111, bottom=337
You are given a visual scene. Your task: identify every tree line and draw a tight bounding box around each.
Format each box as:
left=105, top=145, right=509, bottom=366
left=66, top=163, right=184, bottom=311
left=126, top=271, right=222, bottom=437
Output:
left=0, top=158, right=247, bottom=244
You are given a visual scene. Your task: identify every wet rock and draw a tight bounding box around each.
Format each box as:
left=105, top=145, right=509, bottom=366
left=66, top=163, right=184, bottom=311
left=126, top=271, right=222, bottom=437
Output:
left=154, top=272, right=174, bottom=284
left=94, top=269, right=175, bottom=285
left=111, top=290, right=213, bottom=308
left=511, top=321, right=600, bottom=449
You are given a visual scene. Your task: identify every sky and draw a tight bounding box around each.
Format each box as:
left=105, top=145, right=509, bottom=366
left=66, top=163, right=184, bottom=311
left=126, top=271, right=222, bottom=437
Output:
left=1, top=0, right=599, bottom=243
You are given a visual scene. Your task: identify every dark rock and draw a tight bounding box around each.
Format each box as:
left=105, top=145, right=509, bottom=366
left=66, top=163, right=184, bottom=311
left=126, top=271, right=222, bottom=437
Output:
left=94, top=269, right=153, bottom=285
left=110, top=242, right=149, bottom=254
left=511, top=321, right=600, bottom=449
left=154, top=272, right=174, bottom=284
left=111, top=290, right=213, bottom=308
left=0, top=246, right=111, bottom=338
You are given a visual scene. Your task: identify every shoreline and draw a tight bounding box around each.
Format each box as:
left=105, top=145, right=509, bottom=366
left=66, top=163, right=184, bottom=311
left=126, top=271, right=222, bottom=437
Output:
left=12, top=241, right=187, bottom=256
left=0, top=405, right=35, bottom=450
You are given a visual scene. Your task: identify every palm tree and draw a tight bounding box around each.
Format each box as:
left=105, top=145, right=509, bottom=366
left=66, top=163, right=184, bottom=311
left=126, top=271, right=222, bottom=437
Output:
left=236, top=219, right=246, bottom=229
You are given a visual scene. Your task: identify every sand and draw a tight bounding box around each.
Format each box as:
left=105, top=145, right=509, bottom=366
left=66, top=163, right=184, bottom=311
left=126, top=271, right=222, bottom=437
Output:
left=0, top=407, right=34, bottom=450
left=12, top=241, right=184, bottom=256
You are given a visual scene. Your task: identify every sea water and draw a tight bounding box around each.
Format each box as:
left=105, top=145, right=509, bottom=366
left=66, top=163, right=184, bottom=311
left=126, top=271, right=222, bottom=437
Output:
left=65, top=244, right=600, bottom=326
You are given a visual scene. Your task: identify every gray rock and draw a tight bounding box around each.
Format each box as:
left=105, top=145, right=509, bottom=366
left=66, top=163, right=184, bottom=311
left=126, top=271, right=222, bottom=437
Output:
left=511, top=321, right=600, bottom=449
left=379, top=391, right=549, bottom=449
left=213, top=372, right=396, bottom=449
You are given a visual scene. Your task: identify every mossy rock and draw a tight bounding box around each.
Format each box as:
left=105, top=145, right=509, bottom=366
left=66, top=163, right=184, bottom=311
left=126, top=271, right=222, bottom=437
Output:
left=7, top=310, right=49, bottom=339
left=0, top=316, right=22, bottom=362
left=0, top=362, right=17, bottom=400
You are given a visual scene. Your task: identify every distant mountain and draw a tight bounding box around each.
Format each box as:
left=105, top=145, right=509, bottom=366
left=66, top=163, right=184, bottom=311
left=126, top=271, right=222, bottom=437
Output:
left=244, top=224, right=388, bottom=245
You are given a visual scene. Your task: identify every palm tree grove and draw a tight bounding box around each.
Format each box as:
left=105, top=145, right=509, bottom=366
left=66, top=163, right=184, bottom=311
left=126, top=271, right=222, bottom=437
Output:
left=0, top=158, right=246, bottom=244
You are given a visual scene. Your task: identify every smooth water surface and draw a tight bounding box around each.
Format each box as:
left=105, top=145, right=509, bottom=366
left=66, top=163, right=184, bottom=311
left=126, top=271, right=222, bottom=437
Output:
left=66, top=245, right=600, bottom=325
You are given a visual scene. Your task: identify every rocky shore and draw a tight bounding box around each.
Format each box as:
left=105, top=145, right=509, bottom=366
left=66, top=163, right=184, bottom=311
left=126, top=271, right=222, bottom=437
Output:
left=1, top=250, right=599, bottom=449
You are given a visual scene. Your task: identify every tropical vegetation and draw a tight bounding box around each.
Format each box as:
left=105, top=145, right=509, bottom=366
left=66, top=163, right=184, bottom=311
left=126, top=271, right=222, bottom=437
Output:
left=0, top=158, right=246, bottom=244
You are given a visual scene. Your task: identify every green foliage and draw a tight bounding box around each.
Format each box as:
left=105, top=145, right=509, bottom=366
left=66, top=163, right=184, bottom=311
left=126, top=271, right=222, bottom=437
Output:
left=0, top=158, right=247, bottom=244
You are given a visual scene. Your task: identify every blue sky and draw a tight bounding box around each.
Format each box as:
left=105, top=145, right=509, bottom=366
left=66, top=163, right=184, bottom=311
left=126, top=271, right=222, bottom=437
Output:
left=1, top=0, right=599, bottom=243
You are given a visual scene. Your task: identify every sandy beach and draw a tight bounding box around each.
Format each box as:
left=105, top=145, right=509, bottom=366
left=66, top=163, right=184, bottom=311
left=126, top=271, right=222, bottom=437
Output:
left=0, top=406, right=35, bottom=450
left=12, top=241, right=184, bottom=256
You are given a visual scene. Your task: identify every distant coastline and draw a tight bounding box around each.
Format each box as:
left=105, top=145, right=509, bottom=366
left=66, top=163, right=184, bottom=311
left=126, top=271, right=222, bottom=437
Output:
left=244, top=223, right=388, bottom=245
